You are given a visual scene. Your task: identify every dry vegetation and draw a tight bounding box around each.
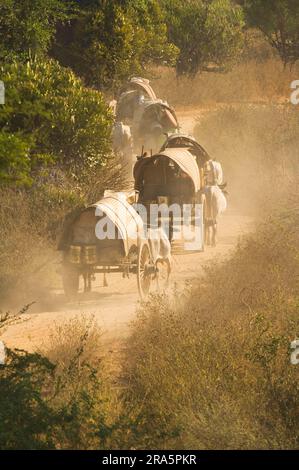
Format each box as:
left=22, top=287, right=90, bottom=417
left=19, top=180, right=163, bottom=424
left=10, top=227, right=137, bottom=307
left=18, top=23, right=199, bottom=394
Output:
left=152, top=58, right=298, bottom=107
left=3, top=194, right=297, bottom=449
left=0, top=158, right=127, bottom=309
left=1, top=54, right=299, bottom=449
left=116, top=100, right=299, bottom=449
left=193, top=103, right=299, bottom=216
left=121, top=201, right=299, bottom=449
left=0, top=315, right=122, bottom=449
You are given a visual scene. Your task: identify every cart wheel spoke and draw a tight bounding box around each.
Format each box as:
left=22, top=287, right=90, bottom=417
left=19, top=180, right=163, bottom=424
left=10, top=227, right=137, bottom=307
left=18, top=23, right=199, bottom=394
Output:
left=137, top=243, right=153, bottom=299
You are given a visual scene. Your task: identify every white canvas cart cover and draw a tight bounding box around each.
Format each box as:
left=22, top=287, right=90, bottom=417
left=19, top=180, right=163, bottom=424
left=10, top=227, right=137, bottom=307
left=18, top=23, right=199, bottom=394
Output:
left=161, top=133, right=210, bottom=161
left=127, top=77, right=157, bottom=100
left=157, top=148, right=201, bottom=192
left=91, top=194, right=144, bottom=255
left=140, top=100, right=178, bottom=130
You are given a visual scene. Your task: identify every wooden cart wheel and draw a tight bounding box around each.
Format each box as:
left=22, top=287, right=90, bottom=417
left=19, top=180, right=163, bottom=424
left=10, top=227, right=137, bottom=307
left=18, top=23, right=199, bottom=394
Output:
left=156, top=259, right=171, bottom=292
left=62, top=263, right=79, bottom=299
left=137, top=243, right=152, bottom=299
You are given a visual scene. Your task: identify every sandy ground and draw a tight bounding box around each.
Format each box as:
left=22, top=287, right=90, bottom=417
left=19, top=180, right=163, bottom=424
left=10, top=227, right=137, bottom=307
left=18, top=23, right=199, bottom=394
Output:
left=2, top=210, right=252, bottom=352
left=2, top=109, right=254, bottom=352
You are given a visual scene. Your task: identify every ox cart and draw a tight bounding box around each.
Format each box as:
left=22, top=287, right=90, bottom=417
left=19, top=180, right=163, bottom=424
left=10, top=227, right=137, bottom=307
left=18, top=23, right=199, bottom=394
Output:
left=160, top=133, right=210, bottom=169
left=133, top=100, right=179, bottom=154
left=119, top=77, right=157, bottom=101
left=133, top=148, right=205, bottom=250
left=58, top=193, right=170, bottom=299
left=161, top=134, right=227, bottom=247
left=116, top=77, right=157, bottom=122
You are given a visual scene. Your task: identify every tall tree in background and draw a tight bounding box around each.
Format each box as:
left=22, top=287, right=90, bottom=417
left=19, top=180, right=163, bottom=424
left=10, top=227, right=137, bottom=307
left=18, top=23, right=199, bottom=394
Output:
left=0, top=0, right=73, bottom=60
left=0, top=0, right=246, bottom=87
left=52, top=0, right=178, bottom=91
left=163, top=0, right=245, bottom=76
left=242, top=0, right=299, bottom=67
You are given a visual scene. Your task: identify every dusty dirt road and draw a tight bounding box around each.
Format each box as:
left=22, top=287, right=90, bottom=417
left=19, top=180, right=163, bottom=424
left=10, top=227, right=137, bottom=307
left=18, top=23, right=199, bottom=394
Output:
left=2, top=109, right=253, bottom=352
left=3, top=213, right=252, bottom=353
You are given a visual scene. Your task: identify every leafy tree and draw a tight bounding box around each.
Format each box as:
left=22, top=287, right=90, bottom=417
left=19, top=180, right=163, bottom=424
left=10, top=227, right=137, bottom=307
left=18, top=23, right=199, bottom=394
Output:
left=126, top=0, right=178, bottom=66
left=0, top=132, right=31, bottom=186
left=0, top=0, right=73, bottom=60
left=163, top=0, right=245, bottom=76
left=242, top=0, right=299, bottom=66
left=0, top=59, right=113, bottom=185
left=0, top=349, right=58, bottom=449
left=52, top=0, right=178, bottom=90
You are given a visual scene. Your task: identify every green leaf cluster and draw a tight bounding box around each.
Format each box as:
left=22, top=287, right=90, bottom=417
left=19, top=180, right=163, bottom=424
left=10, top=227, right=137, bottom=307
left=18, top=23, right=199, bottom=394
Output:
left=0, top=59, right=112, bottom=185
left=163, top=0, right=245, bottom=75
left=242, top=0, right=299, bottom=66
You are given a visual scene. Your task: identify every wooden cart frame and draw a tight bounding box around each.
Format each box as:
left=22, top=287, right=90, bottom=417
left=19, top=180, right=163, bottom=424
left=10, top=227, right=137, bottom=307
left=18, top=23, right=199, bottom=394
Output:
left=59, top=193, right=168, bottom=299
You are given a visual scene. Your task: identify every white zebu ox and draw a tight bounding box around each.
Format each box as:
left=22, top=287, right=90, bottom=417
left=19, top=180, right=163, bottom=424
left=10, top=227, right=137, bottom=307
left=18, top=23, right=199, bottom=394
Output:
left=147, top=227, right=171, bottom=289
left=203, top=160, right=227, bottom=247
left=100, top=193, right=171, bottom=289
left=112, top=122, right=134, bottom=177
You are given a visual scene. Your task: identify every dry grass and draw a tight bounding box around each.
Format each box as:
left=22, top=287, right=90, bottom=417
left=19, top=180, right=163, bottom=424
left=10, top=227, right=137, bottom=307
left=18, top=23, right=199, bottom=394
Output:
left=40, top=315, right=103, bottom=367
left=151, top=59, right=298, bottom=107
left=193, top=103, right=299, bottom=215
left=121, top=200, right=299, bottom=449
left=118, top=99, right=299, bottom=449
left=0, top=183, right=78, bottom=308
left=0, top=314, right=123, bottom=450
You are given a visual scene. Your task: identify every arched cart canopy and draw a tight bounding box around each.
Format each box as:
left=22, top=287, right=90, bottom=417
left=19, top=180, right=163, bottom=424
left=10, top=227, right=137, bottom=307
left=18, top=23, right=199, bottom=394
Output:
left=91, top=194, right=144, bottom=255
left=120, top=77, right=157, bottom=101
left=160, top=133, right=210, bottom=163
left=156, top=148, right=201, bottom=193
left=139, top=100, right=178, bottom=133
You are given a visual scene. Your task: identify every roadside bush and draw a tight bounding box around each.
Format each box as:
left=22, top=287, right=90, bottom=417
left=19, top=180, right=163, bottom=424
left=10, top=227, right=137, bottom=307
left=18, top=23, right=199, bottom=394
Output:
left=0, top=184, right=76, bottom=306
left=0, top=132, right=31, bottom=186
left=0, top=314, right=119, bottom=450
left=52, top=0, right=178, bottom=91
left=0, top=58, right=113, bottom=185
left=163, top=0, right=244, bottom=76
left=0, top=348, right=61, bottom=450
left=121, top=205, right=299, bottom=449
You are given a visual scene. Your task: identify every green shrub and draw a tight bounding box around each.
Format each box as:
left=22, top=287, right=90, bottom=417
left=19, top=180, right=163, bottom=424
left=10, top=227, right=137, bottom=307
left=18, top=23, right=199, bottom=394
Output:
left=0, top=315, right=118, bottom=450
left=0, top=0, right=72, bottom=59
left=0, top=132, right=31, bottom=186
left=0, top=348, right=59, bottom=450
left=0, top=58, right=113, bottom=185
left=52, top=0, right=178, bottom=91
left=163, top=0, right=245, bottom=76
